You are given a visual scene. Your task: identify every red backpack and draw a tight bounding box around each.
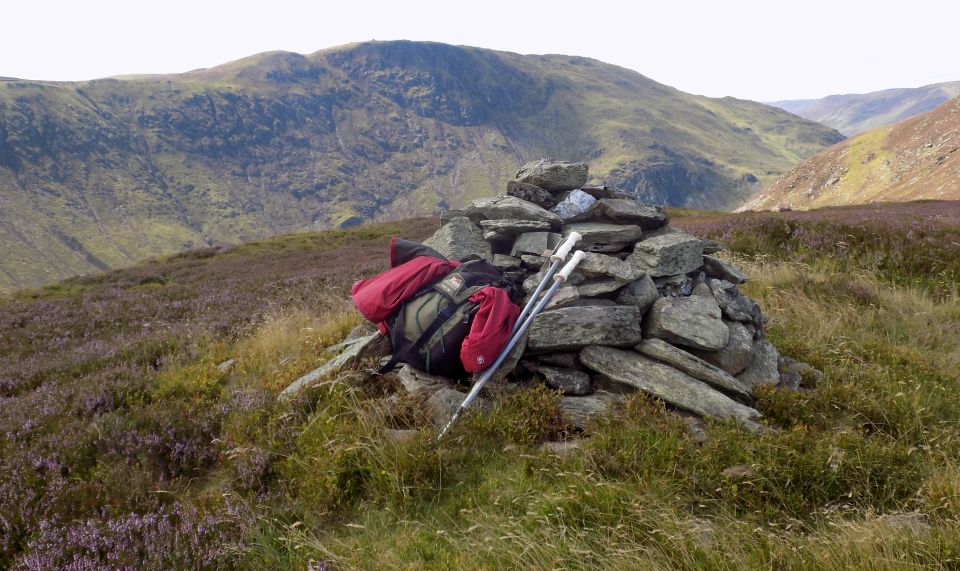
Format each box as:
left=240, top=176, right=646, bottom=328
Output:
left=352, top=238, right=520, bottom=378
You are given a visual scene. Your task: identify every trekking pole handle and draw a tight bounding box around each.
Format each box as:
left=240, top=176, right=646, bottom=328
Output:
left=550, top=232, right=582, bottom=263
left=555, top=250, right=586, bottom=282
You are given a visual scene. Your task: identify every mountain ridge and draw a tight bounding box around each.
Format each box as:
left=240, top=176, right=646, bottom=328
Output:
left=739, top=95, right=960, bottom=211
left=0, top=40, right=842, bottom=292
left=769, top=80, right=960, bottom=135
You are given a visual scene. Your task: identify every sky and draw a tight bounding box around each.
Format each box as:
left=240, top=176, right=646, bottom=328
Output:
left=2, top=0, right=958, bottom=102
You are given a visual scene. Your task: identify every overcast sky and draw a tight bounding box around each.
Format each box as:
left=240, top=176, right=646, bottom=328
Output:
left=2, top=0, right=957, bottom=101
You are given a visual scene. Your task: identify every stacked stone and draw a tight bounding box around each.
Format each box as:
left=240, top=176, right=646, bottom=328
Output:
left=422, top=158, right=820, bottom=432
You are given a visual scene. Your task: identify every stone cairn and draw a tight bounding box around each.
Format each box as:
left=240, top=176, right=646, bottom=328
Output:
left=282, top=158, right=820, bottom=436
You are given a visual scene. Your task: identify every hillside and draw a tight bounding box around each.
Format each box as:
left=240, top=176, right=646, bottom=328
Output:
left=0, top=40, right=842, bottom=293
left=769, top=80, right=960, bottom=135
left=740, top=96, right=960, bottom=211
left=1, top=205, right=958, bottom=568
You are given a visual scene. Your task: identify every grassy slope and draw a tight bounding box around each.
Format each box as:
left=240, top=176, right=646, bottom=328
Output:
left=740, top=96, right=960, bottom=211
left=2, top=203, right=960, bottom=568
left=0, top=41, right=842, bottom=293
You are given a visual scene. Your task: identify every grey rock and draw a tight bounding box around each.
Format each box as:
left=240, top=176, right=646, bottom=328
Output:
left=643, top=225, right=682, bottom=239
left=466, top=195, right=562, bottom=227
left=702, top=255, right=749, bottom=284
left=577, top=251, right=637, bottom=281
left=427, top=388, right=472, bottom=428
left=280, top=333, right=390, bottom=398
left=578, top=184, right=634, bottom=200
left=533, top=352, right=582, bottom=369
left=384, top=429, right=418, bottom=445
left=424, top=217, right=492, bottom=261
left=217, top=359, right=236, bottom=373
left=551, top=189, right=597, bottom=220
left=559, top=392, right=624, bottom=429
left=492, top=254, right=521, bottom=268
left=655, top=275, right=694, bottom=297
left=528, top=305, right=644, bottom=352
left=576, top=277, right=629, bottom=297
left=736, top=339, right=781, bottom=388
left=779, top=357, right=824, bottom=385
left=565, top=298, right=620, bottom=308
left=570, top=199, right=668, bottom=229
left=692, top=321, right=754, bottom=376
left=635, top=338, right=752, bottom=399
left=579, top=346, right=761, bottom=428
left=544, top=286, right=580, bottom=310
left=708, top=279, right=763, bottom=327
left=520, top=254, right=549, bottom=270
left=506, top=180, right=558, bottom=210
left=645, top=296, right=729, bottom=351
left=441, top=209, right=484, bottom=225
left=523, top=269, right=584, bottom=294
left=628, top=233, right=704, bottom=277
left=702, top=239, right=725, bottom=255
left=515, top=158, right=589, bottom=192
left=511, top=232, right=550, bottom=257
left=540, top=439, right=582, bottom=457
left=525, top=362, right=593, bottom=395
left=397, top=364, right=450, bottom=397
left=480, top=219, right=552, bottom=241
left=615, top=276, right=660, bottom=312
left=777, top=372, right=802, bottom=391
left=563, top=222, right=644, bottom=247
left=691, top=282, right=713, bottom=298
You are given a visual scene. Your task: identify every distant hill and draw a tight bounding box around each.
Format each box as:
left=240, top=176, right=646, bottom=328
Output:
left=769, top=81, right=960, bottom=135
left=0, top=40, right=842, bottom=292
left=739, top=96, right=960, bottom=211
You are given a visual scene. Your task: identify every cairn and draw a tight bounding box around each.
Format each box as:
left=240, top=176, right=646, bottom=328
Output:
left=419, top=158, right=819, bottom=431
left=282, top=158, right=820, bottom=434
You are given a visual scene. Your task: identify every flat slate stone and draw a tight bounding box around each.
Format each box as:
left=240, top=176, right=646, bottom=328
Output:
left=645, top=296, right=729, bottom=351
left=492, top=254, right=521, bottom=268
left=511, top=232, right=551, bottom=257
left=628, top=232, right=704, bottom=277
left=515, top=158, right=589, bottom=192
left=424, top=216, right=492, bottom=261
left=280, top=333, right=389, bottom=398
left=577, top=251, right=637, bottom=282
left=563, top=222, right=644, bottom=246
left=702, top=255, right=749, bottom=284
left=466, top=195, right=562, bottom=227
left=544, top=285, right=580, bottom=310
left=635, top=338, right=752, bottom=399
left=736, top=338, right=781, bottom=388
left=577, top=277, right=629, bottom=297
left=480, top=219, right=552, bottom=241
left=579, top=185, right=634, bottom=200
left=506, top=180, right=558, bottom=210
left=615, top=276, right=660, bottom=312
left=440, top=209, right=484, bottom=225
left=570, top=199, right=668, bottom=229
left=559, top=392, right=623, bottom=429
left=525, top=362, right=592, bottom=395
left=579, top=346, right=761, bottom=428
left=527, top=305, right=644, bottom=352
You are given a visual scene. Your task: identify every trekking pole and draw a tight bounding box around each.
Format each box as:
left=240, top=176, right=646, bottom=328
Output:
left=511, top=232, right=582, bottom=336
left=437, top=250, right=587, bottom=441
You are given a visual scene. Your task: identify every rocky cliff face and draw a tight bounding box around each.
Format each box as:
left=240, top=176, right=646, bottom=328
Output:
left=0, top=41, right=842, bottom=292
left=740, top=96, right=960, bottom=212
